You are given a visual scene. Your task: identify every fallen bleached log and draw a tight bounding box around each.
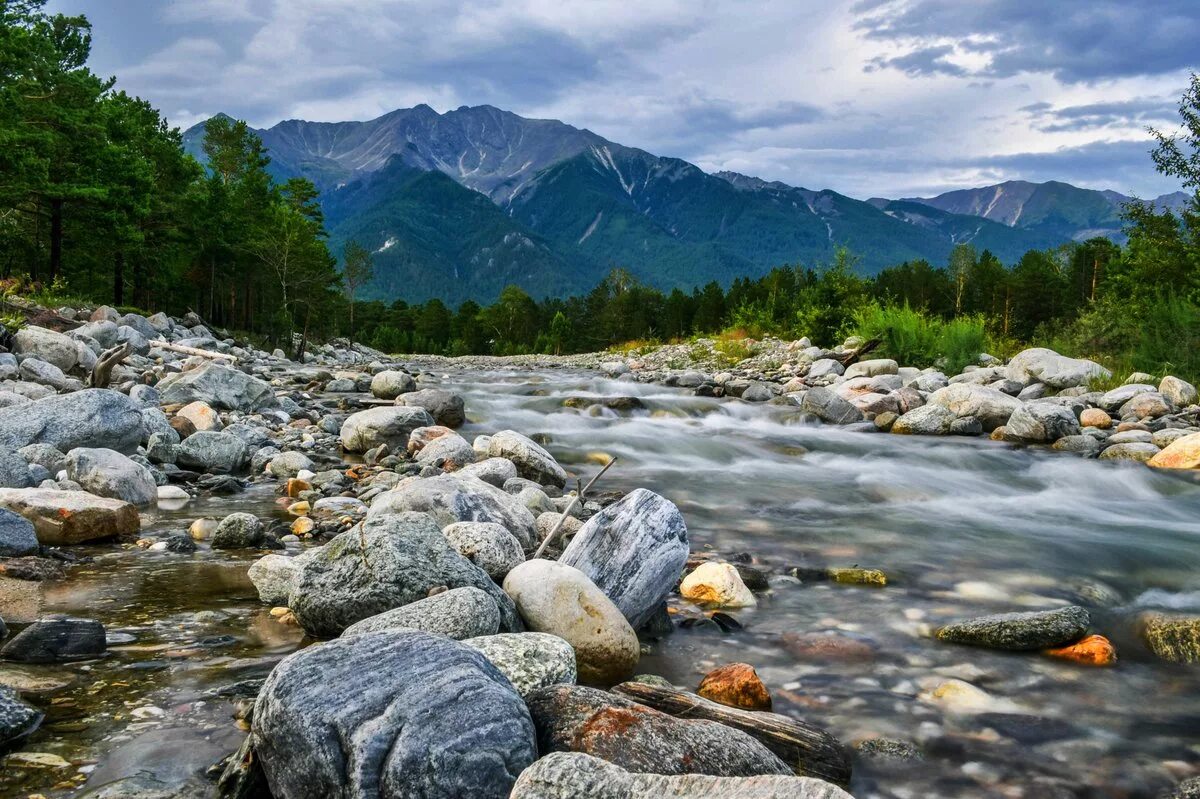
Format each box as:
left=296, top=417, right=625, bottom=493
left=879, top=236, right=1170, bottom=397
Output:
left=154, top=340, right=236, bottom=361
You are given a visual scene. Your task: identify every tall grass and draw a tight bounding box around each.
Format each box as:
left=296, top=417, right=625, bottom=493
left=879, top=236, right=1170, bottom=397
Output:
left=851, top=303, right=988, bottom=373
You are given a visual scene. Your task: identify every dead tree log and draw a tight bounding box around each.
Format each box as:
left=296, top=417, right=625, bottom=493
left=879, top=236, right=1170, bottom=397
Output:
left=612, top=681, right=852, bottom=787
left=88, top=341, right=132, bottom=389
left=831, top=338, right=881, bottom=368
left=155, top=340, right=236, bottom=361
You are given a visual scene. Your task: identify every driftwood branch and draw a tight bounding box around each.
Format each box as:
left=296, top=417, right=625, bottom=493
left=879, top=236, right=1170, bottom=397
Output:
left=88, top=341, right=132, bottom=388
left=832, top=338, right=881, bottom=368
left=532, top=456, right=617, bottom=559
left=155, top=340, right=236, bottom=361
left=612, top=681, right=852, bottom=787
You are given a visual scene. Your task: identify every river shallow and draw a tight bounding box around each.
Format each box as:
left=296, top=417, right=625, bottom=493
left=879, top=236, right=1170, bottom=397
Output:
left=4, top=368, right=1199, bottom=797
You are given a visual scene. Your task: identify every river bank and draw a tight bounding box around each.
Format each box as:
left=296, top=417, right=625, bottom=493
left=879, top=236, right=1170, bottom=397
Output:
left=0, top=304, right=1197, bottom=798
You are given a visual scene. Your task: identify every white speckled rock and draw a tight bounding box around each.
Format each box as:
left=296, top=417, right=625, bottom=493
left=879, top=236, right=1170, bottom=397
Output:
left=511, top=752, right=852, bottom=799
left=368, top=474, right=537, bottom=550
left=340, top=406, right=434, bottom=453
left=465, top=632, right=577, bottom=697
left=559, top=488, right=689, bottom=629
left=442, top=521, right=525, bottom=580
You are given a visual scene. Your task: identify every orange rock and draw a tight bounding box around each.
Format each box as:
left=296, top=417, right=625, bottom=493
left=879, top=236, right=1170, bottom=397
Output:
left=698, top=662, right=772, bottom=711
left=1079, top=408, right=1111, bottom=429
left=1044, top=634, right=1117, bottom=666
left=286, top=478, right=311, bottom=498
left=1148, top=432, right=1200, bottom=470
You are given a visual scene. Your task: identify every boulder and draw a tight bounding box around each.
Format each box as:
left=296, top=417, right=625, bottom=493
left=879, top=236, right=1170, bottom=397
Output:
left=176, top=400, right=222, bottom=432
left=0, top=616, right=105, bottom=662
left=442, top=521, right=525, bottom=580
left=266, top=450, right=315, bottom=478
left=807, top=359, right=844, bottom=379
left=13, top=325, right=77, bottom=371
left=1099, top=383, right=1155, bottom=412
left=485, top=430, right=567, bottom=487
left=464, top=632, right=577, bottom=697
left=1079, top=408, right=1112, bottom=429
left=19, top=357, right=72, bottom=390
left=414, top=432, right=476, bottom=471
left=800, top=387, right=863, bottom=425
left=525, top=685, right=791, bottom=777
left=1141, top=614, right=1200, bottom=663
left=891, top=403, right=956, bottom=435
left=510, top=752, right=851, bottom=799
left=1099, top=442, right=1160, bottom=463
left=936, top=606, right=1090, bottom=651
left=211, top=512, right=268, bottom=549
left=0, top=686, right=42, bottom=749
left=927, top=383, right=1022, bottom=431
left=1160, top=375, right=1198, bottom=408
left=0, top=389, right=143, bottom=454
left=157, top=362, right=277, bottom=411
left=458, top=457, right=519, bottom=488
left=1003, top=402, right=1081, bottom=443
left=398, top=388, right=467, bottom=428
left=64, top=447, right=157, bottom=506
left=560, top=488, right=689, bottom=629
left=0, top=450, right=33, bottom=489
left=0, top=488, right=139, bottom=544
left=503, top=559, right=639, bottom=685
left=176, top=430, right=249, bottom=473
left=844, top=358, right=898, bottom=379
left=697, top=663, right=772, bottom=711
left=340, top=406, right=434, bottom=453
left=248, top=550, right=319, bottom=605
left=1149, top=432, right=1200, bottom=470
left=1006, top=348, right=1109, bottom=389
left=368, top=474, right=538, bottom=550
left=0, top=508, right=39, bottom=556
left=342, top=586, right=501, bottom=640
left=289, top=512, right=519, bottom=637
left=369, top=369, right=416, bottom=399
left=252, top=630, right=536, bottom=799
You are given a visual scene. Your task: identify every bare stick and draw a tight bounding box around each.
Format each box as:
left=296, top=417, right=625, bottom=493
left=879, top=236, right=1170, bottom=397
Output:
left=155, top=340, right=236, bottom=361
left=88, top=341, right=132, bottom=388
left=532, top=456, right=617, bottom=559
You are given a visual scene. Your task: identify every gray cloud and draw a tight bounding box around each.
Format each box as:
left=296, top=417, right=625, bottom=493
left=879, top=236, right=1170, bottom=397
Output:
left=855, top=0, right=1200, bottom=82
left=1021, top=97, right=1180, bottom=133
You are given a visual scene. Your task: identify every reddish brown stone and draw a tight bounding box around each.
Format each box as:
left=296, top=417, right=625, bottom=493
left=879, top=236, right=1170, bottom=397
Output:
left=697, top=663, right=772, bottom=711
left=1043, top=634, right=1117, bottom=666
left=781, top=632, right=876, bottom=663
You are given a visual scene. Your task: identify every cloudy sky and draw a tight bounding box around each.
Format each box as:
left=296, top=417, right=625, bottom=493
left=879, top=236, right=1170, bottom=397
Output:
left=52, top=0, right=1198, bottom=198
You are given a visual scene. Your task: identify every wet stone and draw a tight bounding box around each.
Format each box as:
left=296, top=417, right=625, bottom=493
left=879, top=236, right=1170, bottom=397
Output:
left=935, top=606, right=1090, bottom=651
left=1, top=615, right=106, bottom=663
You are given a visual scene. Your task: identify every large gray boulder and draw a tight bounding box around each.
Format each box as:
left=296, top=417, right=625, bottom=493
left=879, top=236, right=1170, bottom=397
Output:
left=252, top=630, right=537, bottom=799
left=398, top=388, right=467, bottom=428
left=0, top=389, right=143, bottom=454
left=369, top=474, right=538, bottom=550
left=1003, top=402, right=1081, bottom=443
left=927, top=383, right=1022, bottom=431
left=800, top=387, right=863, bottom=425
left=369, top=369, right=416, bottom=399
left=485, top=430, right=567, bottom=487
left=1006, top=348, right=1110, bottom=389
left=526, top=685, right=791, bottom=778
left=442, top=521, right=525, bottom=580
left=288, top=512, right=519, bottom=637
left=0, top=488, right=139, bottom=544
left=340, top=406, right=434, bottom=453
left=64, top=447, right=157, bottom=506
left=891, top=403, right=956, bottom=435
left=560, top=488, right=689, bottom=630
left=176, top=430, right=249, bottom=473
left=0, top=450, right=33, bottom=489
left=511, top=752, right=853, bottom=799
left=0, top=615, right=106, bottom=662
left=157, top=362, right=277, bottom=412
left=13, top=325, right=77, bottom=371
left=342, top=586, right=501, bottom=639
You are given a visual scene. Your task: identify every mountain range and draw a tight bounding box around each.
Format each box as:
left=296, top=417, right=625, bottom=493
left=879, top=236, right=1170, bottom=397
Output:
left=182, top=105, right=1189, bottom=304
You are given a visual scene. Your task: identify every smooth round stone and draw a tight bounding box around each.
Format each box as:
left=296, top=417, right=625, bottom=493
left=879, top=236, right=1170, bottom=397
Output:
left=442, top=522, right=525, bottom=580
left=503, top=559, right=639, bottom=685
left=680, top=562, right=756, bottom=608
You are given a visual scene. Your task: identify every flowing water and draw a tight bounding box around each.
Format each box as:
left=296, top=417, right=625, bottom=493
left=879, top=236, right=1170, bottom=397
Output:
left=4, top=369, right=1200, bottom=798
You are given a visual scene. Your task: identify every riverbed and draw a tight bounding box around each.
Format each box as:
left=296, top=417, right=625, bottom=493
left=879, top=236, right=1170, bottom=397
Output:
left=4, top=369, right=1199, bottom=798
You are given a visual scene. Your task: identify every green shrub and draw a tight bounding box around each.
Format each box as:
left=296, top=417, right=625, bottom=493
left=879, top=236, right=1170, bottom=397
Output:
left=938, top=315, right=989, bottom=374
left=1135, top=293, right=1200, bottom=381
